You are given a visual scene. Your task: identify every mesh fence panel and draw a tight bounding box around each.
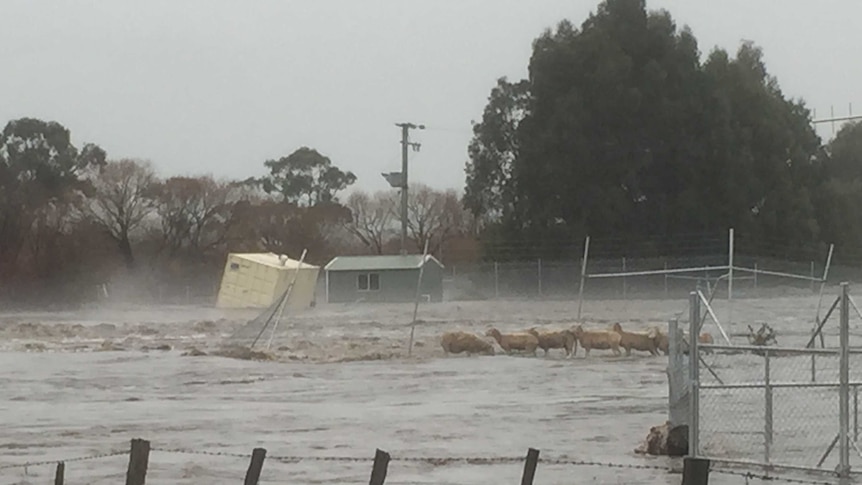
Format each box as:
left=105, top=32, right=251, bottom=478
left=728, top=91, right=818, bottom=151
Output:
left=224, top=289, right=288, bottom=347
left=772, top=385, right=839, bottom=469
left=697, top=349, right=843, bottom=471
left=698, top=350, right=765, bottom=462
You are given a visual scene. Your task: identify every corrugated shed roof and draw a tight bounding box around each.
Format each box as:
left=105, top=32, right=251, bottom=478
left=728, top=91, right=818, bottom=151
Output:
left=232, top=252, right=320, bottom=270
left=324, top=254, right=444, bottom=272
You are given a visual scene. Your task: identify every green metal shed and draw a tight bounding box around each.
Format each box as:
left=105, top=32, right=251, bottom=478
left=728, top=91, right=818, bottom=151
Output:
left=323, top=254, right=444, bottom=303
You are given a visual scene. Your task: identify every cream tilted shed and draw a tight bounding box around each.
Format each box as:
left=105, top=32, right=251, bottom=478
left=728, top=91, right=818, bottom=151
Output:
left=215, top=253, right=320, bottom=310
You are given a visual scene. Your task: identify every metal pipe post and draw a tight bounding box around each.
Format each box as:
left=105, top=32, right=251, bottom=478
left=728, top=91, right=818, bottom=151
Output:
left=727, top=228, right=734, bottom=327
left=764, top=350, right=773, bottom=465
left=754, top=262, right=758, bottom=291
left=664, top=260, right=669, bottom=298
left=814, top=244, right=835, bottom=348
left=839, top=282, right=851, bottom=477
left=810, top=261, right=815, bottom=292
left=622, top=257, right=627, bottom=299
left=494, top=261, right=499, bottom=300
left=408, top=239, right=431, bottom=357
left=576, top=236, right=590, bottom=321
left=537, top=259, right=543, bottom=297
left=689, top=291, right=701, bottom=458
left=668, top=318, right=688, bottom=427
left=855, top=385, right=859, bottom=443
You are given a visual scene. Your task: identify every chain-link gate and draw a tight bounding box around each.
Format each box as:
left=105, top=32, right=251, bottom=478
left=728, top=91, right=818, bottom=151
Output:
left=688, top=282, right=862, bottom=479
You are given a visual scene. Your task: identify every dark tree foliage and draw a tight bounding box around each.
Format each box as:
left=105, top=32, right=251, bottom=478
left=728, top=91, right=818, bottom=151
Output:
left=260, top=147, right=356, bottom=206
left=814, top=121, right=862, bottom=259
left=464, top=0, right=823, bottom=259
left=0, top=118, right=106, bottom=274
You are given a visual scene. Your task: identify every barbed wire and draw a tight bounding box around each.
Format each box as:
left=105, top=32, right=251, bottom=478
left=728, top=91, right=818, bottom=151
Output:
left=711, top=467, right=841, bottom=485
left=0, top=446, right=848, bottom=484
left=152, top=447, right=250, bottom=459
left=154, top=447, right=672, bottom=469
left=0, top=449, right=127, bottom=471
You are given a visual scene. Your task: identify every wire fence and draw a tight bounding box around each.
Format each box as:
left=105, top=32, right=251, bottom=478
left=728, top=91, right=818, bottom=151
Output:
left=442, top=254, right=844, bottom=302
left=0, top=440, right=849, bottom=485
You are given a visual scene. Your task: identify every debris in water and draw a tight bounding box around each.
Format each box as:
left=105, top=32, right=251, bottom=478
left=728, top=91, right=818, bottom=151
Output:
left=211, top=345, right=276, bottom=361
left=99, top=340, right=125, bottom=351
left=181, top=347, right=208, bottom=357
left=332, top=351, right=398, bottom=363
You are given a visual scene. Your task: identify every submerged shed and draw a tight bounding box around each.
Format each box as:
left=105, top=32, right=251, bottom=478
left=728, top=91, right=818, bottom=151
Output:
left=323, top=254, right=444, bottom=303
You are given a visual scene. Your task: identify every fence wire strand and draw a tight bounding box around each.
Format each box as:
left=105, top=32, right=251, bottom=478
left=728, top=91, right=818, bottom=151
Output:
left=1, top=446, right=851, bottom=484
left=711, top=467, right=840, bottom=485
left=0, top=449, right=127, bottom=471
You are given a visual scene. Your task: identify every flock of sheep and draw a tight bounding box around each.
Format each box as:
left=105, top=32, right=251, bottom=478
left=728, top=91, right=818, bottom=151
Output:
left=440, top=323, right=715, bottom=358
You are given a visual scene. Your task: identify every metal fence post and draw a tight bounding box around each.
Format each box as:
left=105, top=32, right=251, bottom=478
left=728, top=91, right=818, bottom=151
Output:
left=839, top=282, right=850, bottom=477
left=494, top=261, right=499, bottom=300
left=764, top=349, right=773, bottom=466
left=576, top=236, right=590, bottom=321
left=689, top=291, right=701, bottom=458
left=810, top=261, right=815, bottom=292
left=727, top=228, right=734, bottom=327
left=855, top=385, right=859, bottom=443
left=668, top=318, right=689, bottom=428
left=537, top=259, right=543, bottom=297
left=754, top=261, right=758, bottom=291
left=622, top=257, right=627, bottom=299
left=664, top=260, right=669, bottom=298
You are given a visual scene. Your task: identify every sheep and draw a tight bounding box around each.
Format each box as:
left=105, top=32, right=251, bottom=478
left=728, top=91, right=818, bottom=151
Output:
left=611, top=322, right=660, bottom=356
left=485, top=327, right=539, bottom=356
left=440, top=331, right=495, bottom=356
left=571, top=325, right=622, bottom=357
left=527, top=327, right=577, bottom=357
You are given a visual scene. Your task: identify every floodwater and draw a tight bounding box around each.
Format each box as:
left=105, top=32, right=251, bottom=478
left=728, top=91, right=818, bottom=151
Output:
left=0, top=287, right=858, bottom=484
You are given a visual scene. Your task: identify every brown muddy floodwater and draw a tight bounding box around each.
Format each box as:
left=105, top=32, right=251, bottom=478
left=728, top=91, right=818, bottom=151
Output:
left=0, top=290, right=856, bottom=484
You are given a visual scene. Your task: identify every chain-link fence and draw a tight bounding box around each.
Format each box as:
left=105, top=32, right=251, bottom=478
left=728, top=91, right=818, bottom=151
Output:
left=696, top=347, right=842, bottom=470
left=691, top=283, right=862, bottom=479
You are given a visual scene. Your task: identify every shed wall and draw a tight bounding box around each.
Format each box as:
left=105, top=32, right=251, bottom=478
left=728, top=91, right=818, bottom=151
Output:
left=216, top=255, right=319, bottom=309
left=326, top=265, right=443, bottom=303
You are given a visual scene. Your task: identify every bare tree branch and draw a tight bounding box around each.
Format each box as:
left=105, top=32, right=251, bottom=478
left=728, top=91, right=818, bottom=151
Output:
left=78, top=159, right=158, bottom=268
left=343, top=190, right=397, bottom=254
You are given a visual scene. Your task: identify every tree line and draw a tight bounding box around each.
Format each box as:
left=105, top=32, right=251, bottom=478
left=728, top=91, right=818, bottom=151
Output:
left=463, top=0, right=862, bottom=262
left=0, top=119, right=475, bottom=306
left=6, top=0, right=862, bottom=306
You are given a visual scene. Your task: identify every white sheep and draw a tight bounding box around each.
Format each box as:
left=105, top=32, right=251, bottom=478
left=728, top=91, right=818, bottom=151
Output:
left=485, top=327, right=539, bottom=356
left=571, top=324, right=622, bottom=357
left=440, top=331, right=495, bottom=356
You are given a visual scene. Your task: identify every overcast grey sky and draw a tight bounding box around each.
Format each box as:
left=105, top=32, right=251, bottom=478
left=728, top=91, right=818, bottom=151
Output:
left=2, top=1, right=860, bottom=194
